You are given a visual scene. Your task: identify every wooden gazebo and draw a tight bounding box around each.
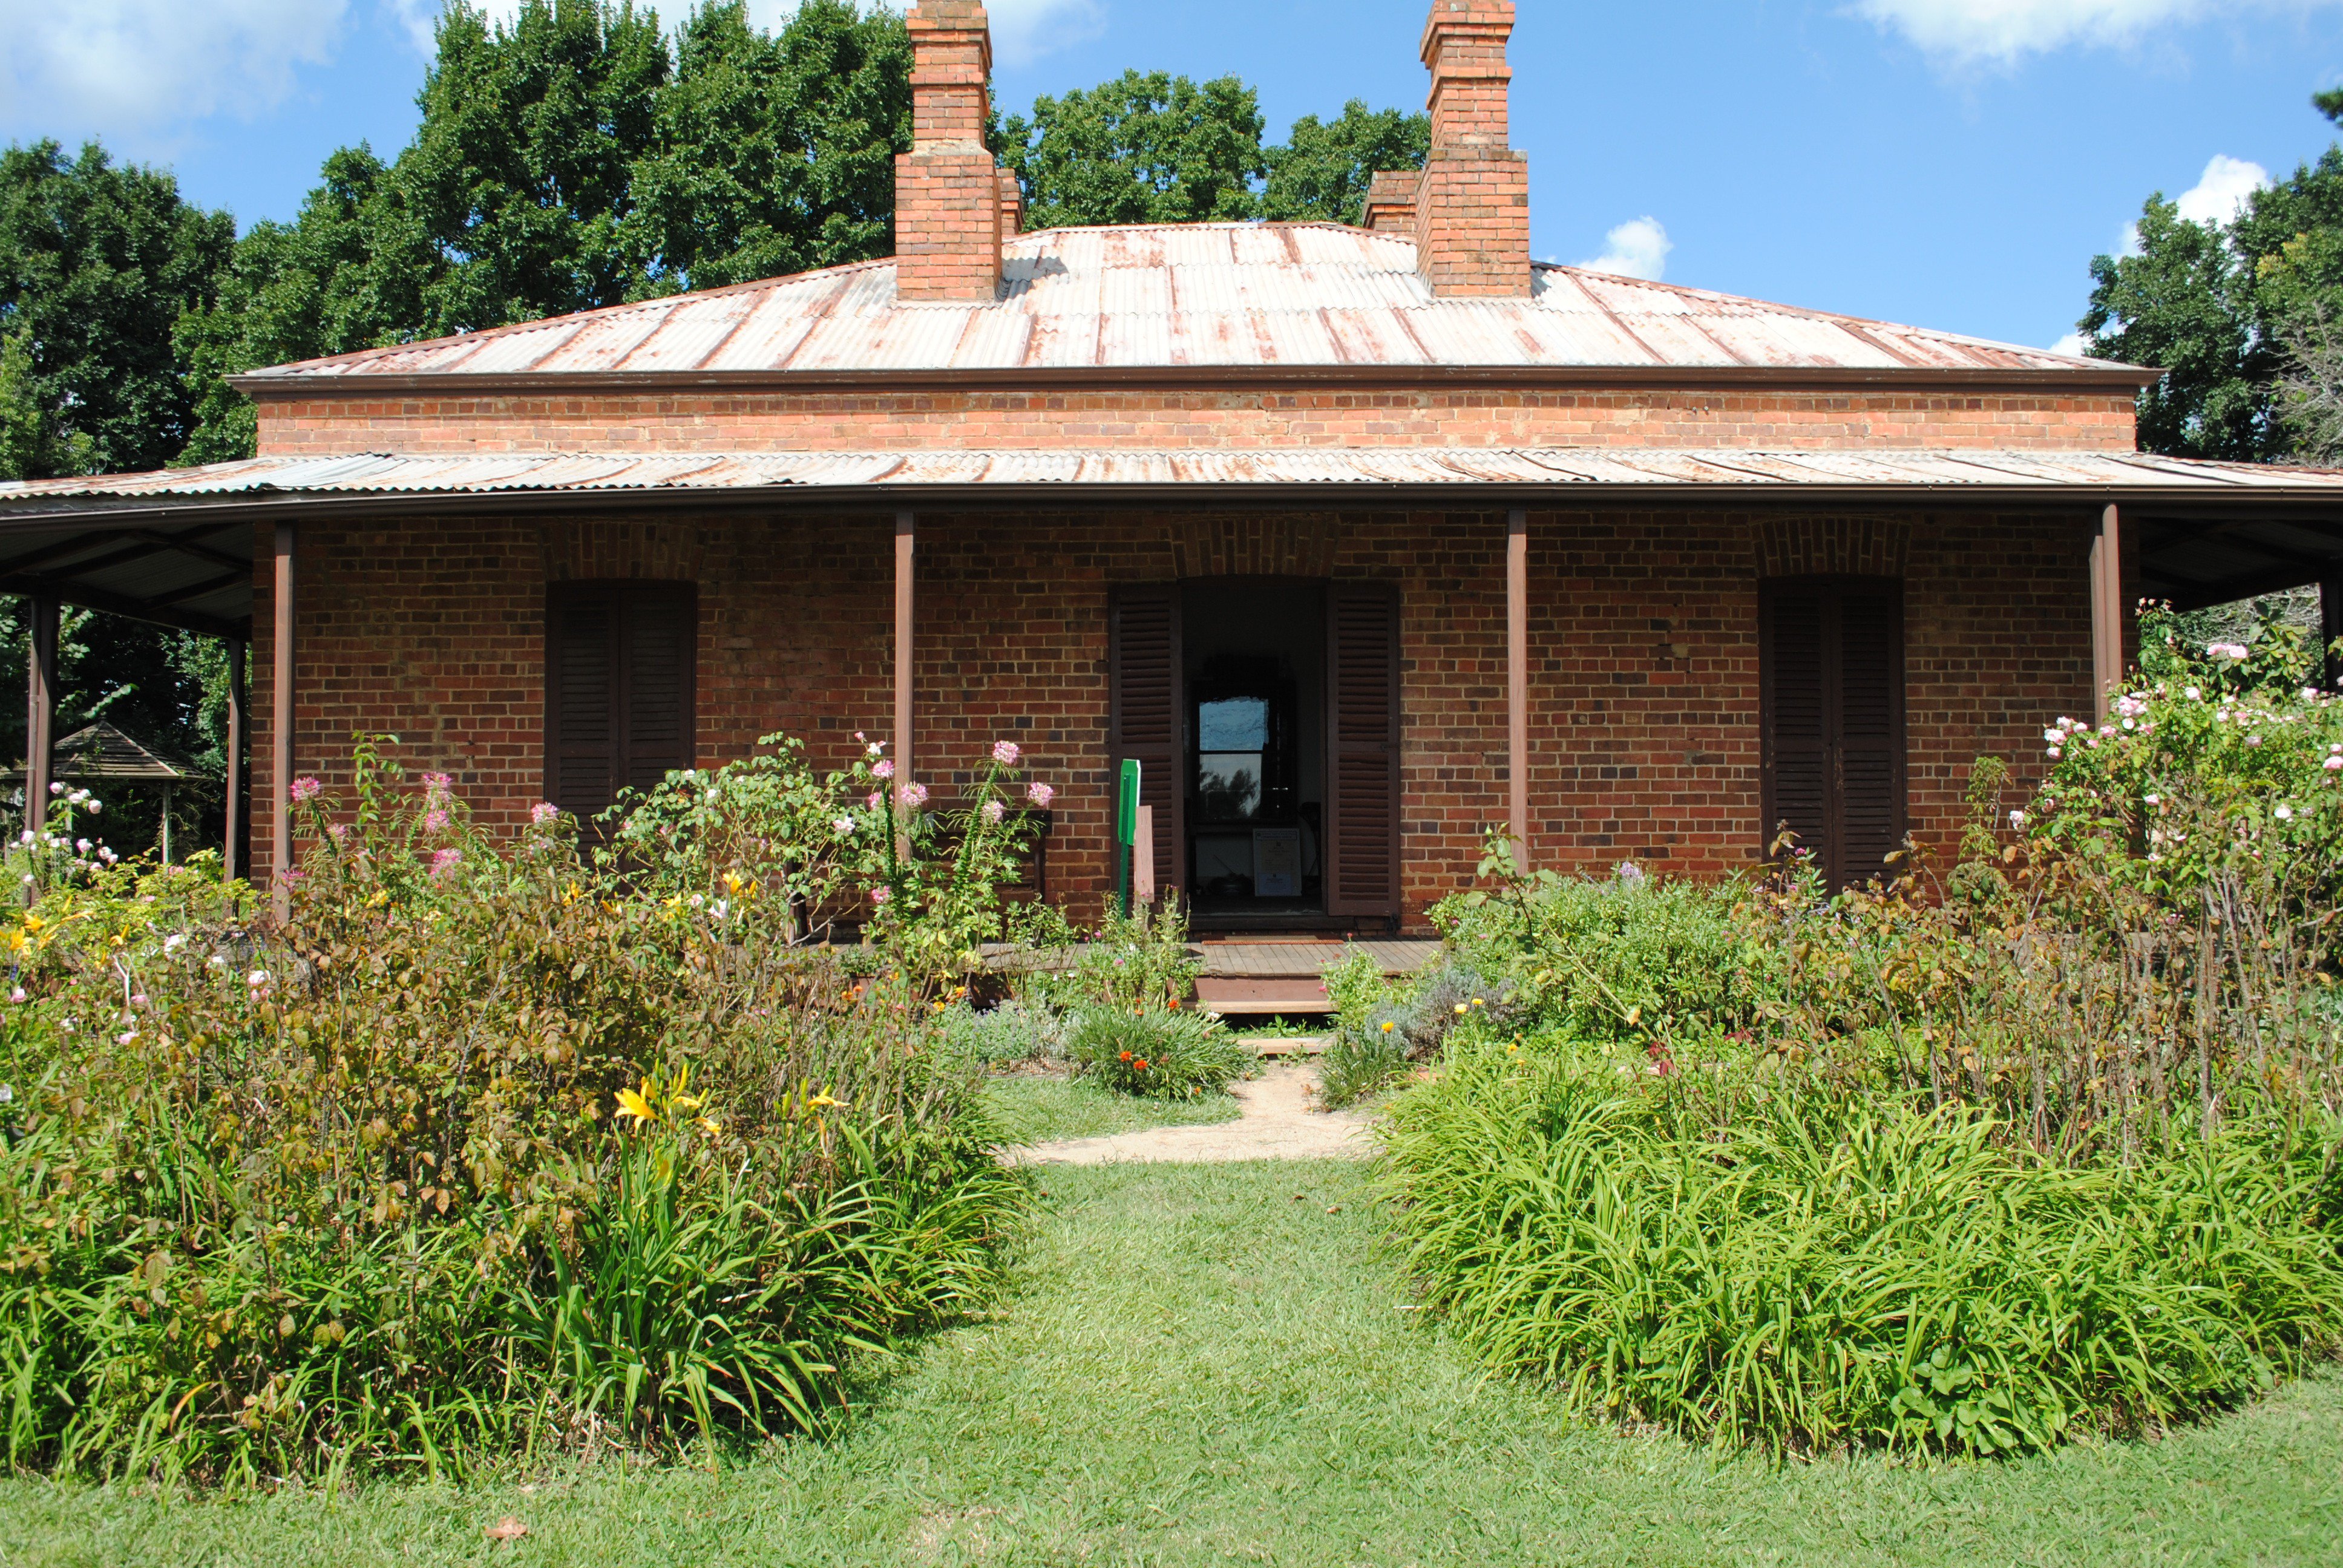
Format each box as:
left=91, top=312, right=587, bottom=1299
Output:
left=7, top=721, right=205, bottom=863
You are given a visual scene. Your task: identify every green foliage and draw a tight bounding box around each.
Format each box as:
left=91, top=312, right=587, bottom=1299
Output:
left=1381, top=1042, right=2343, bottom=1458
left=0, top=139, right=232, bottom=479
left=1020, top=895, right=1201, bottom=1013
left=1316, top=949, right=1502, bottom=1108
left=1260, top=100, right=1429, bottom=224
left=0, top=739, right=1027, bottom=1482
left=2080, top=90, right=2343, bottom=460
left=1064, top=1007, right=1247, bottom=1101
left=936, top=1000, right=1060, bottom=1067
left=1001, top=71, right=1267, bottom=229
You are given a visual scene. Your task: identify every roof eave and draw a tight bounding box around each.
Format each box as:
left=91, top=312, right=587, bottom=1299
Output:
left=226, top=362, right=2163, bottom=399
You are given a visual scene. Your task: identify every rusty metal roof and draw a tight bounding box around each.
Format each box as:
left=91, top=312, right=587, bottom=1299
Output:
left=7, top=448, right=2342, bottom=502
left=231, top=224, right=2141, bottom=388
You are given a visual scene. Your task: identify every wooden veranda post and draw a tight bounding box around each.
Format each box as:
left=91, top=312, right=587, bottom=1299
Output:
left=224, top=637, right=246, bottom=885
left=1506, top=509, right=1529, bottom=869
left=2089, top=504, right=2125, bottom=726
left=24, top=593, right=57, bottom=841
left=271, top=523, right=295, bottom=921
left=894, top=511, right=915, bottom=805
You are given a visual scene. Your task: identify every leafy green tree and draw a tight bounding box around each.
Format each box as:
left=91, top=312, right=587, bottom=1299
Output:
left=2081, top=91, right=2343, bottom=461
left=1262, top=99, right=1428, bottom=224
left=0, top=140, right=234, bottom=478
left=1001, top=71, right=1268, bottom=229
left=631, top=0, right=912, bottom=290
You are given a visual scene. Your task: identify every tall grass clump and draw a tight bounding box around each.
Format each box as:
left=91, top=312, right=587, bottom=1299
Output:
left=0, top=732, right=1038, bottom=1484
left=1382, top=1042, right=2343, bottom=1457
left=1382, top=613, right=2343, bottom=1455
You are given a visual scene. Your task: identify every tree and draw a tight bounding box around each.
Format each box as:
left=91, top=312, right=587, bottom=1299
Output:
left=2080, top=91, right=2343, bottom=461
left=1262, top=99, right=1429, bottom=224
left=1001, top=71, right=1268, bottom=229
left=631, top=0, right=912, bottom=290
left=0, top=140, right=234, bottom=479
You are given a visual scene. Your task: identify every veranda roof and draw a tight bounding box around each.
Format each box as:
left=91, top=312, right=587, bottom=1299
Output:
left=2, top=445, right=2341, bottom=632
left=4, top=722, right=200, bottom=785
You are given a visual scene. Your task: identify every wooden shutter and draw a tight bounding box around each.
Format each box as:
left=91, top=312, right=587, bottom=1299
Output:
left=545, top=582, right=697, bottom=820
left=1109, top=583, right=1182, bottom=899
left=1325, top=581, right=1401, bottom=920
left=1760, top=577, right=1904, bottom=889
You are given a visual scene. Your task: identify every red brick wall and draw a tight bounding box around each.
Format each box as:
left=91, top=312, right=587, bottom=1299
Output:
left=252, top=385, right=2140, bottom=457
left=249, top=506, right=2096, bottom=931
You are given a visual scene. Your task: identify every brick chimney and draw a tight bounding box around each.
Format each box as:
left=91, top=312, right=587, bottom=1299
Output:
left=1362, top=170, right=1420, bottom=233
left=894, top=1, right=1003, bottom=301
left=1408, top=1, right=1530, bottom=296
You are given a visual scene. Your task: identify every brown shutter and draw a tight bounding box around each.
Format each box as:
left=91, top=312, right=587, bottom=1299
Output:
left=1833, top=583, right=1905, bottom=885
left=1109, top=583, right=1182, bottom=898
left=545, top=582, right=696, bottom=820
left=621, top=585, right=696, bottom=792
left=1325, top=581, right=1401, bottom=921
left=1760, top=577, right=1904, bottom=889
left=1760, top=583, right=1830, bottom=870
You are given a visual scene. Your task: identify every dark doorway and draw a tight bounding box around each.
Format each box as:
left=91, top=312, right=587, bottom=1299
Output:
left=1182, top=580, right=1327, bottom=917
left=1759, top=576, right=1906, bottom=890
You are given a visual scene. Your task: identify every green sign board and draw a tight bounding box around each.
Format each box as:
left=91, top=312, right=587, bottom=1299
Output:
left=1115, top=759, right=1141, bottom=915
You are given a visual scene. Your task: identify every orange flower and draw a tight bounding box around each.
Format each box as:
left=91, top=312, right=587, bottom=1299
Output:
left=1166, top=998, right=1181, bottom=1011
left=1135, top=1059, right=1150, bottom=1071
left=1119, top=1050, right=1133, bottom=1061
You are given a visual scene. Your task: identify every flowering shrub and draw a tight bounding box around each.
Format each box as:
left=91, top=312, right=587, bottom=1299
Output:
left=1065, top=1005, right=1247, bottom=1100
left=0, top=740, right=1027, bottom=1482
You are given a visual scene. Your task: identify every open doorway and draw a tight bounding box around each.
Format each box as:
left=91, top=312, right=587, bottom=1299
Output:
left=1183, top=580, right=1326, bottom=918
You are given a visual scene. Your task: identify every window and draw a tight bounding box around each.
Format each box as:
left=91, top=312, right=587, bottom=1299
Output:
left=544, top=582, right=696, bottom=821
left=1760, top=577, right=1905, bottom=889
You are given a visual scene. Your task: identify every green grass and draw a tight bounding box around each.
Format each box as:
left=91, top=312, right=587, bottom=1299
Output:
left=977, top=1070, right=1244, bottom=1145
left=6, top=1162, right=2342, bottom=1565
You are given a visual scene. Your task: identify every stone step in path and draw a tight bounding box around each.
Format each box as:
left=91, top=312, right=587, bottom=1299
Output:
left=1012, top=1063, right=1372, bottom=1165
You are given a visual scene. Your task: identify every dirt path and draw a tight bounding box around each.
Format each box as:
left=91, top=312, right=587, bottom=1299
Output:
left=1014, top=1062, right=1372, bottom=1164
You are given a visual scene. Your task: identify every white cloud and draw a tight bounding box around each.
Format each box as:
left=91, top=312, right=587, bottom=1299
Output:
left=2172, top=151, right=2270, bottom=224
left=1576, top=217, right=1673, bottom=281
left=2050, top=331, right=2091, bottom=356
left=1849, top=0, right=2342, bottom=68
left=0, top=0, right=348, bottom=137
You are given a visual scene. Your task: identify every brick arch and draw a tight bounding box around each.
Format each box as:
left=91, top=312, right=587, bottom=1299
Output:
left=541, top=517, right=707, bottom=582
left=1168, top=514, right=1342, bottom=579
left=1752, top=517, right=1910, bottom=580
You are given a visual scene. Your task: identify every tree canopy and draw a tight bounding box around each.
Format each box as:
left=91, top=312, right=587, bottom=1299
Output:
left=2082, top=91, right=2343, bottom=462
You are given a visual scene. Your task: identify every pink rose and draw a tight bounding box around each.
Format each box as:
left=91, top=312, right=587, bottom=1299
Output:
left=1026, top=780, right=1055, bottom=808
left=992, top=740, right=1021, bottom=766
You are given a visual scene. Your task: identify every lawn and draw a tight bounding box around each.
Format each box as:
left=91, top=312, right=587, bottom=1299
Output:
left=5, top=1160, right=2340, bottom=1567
left=979, top=1068, right=1245, bottom=1145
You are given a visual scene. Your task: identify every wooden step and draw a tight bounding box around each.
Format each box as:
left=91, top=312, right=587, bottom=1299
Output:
left=1193, top=975, right=1332, bottom=1016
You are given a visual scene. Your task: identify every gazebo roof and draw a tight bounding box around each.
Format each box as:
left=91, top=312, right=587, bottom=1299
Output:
left=7, top=722, right=199, bottom=785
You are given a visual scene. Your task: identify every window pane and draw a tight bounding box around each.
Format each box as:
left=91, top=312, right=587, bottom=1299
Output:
left=1198, top=697, right=1268, bottom=751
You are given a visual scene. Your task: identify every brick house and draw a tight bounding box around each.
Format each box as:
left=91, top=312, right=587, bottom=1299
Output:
left=4, top=0, right=2342, bottom=936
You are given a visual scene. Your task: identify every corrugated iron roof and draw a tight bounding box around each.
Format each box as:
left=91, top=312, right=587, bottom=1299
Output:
left=232, top=224, right=2139, bottom=387
left=7, top=448, right=2342, bottom=502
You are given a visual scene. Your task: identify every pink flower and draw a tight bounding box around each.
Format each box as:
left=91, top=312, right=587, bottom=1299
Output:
left=327, top=822, right=349, bottom=843
left=992, top=740, right=1021, bottom=766
left=430, top=848, right=463, bottom=879
left=1026, top=780, right=1055, bottom=808
left=867, top=791, right=884, bottom=809
left=289, top=776, right=323, bottom=803
left=422, top=771, right=453, bottom=795
left=873, top=758, right=895, bottom=779
left=869, top=886, right=891, bottom=906
left=423, top=809, right=451, bottom=832
left=899, top=782, right=929, bottom=809
left=2325, top=756, right=2342, bottom=772
left=532, top=801, right=562, bottom=826
left=9, top=988, right=25, bottom=1004
left=983, top=799, right=1007, bottom=825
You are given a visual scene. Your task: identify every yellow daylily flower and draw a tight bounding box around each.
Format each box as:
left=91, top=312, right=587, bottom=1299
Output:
left=614, top=1086, right=657, bottom=1126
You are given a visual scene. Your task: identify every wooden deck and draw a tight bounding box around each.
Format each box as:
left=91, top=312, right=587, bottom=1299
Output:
left=1190, top=938, right=1440, bottom=1016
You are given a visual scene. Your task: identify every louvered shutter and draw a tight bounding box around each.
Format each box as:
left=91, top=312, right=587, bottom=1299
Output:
left=1760, top=584, right=1830, bottom=870
left=1833, top=584, right=1905, bottom=885
left=545, top=583, right=696, bottom=820
left=1760, top=578, right=1904, bottom=890
left=621, top=587, right=696, bottom=793
left=1325, top=581, right=1401, bottom=920
left=1109, top=583, right=1182, bottom=899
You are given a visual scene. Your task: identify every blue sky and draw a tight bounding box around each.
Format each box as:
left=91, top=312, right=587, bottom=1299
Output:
left=6, top=1, right=2343, bottom=353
